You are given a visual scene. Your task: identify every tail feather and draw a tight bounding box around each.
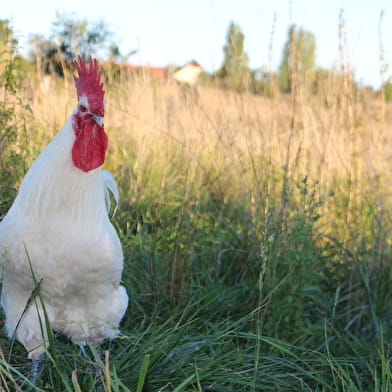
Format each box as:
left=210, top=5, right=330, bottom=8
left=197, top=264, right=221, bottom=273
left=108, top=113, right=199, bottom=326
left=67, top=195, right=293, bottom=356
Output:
left=102, top=170, right=119, bottom=216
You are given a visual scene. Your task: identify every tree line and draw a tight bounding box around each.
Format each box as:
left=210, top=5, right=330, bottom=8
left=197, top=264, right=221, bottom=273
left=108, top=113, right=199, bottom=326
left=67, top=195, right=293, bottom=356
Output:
left=215, top=21, right=391, bottom=100
left=1, top=15, right=391, bottom=100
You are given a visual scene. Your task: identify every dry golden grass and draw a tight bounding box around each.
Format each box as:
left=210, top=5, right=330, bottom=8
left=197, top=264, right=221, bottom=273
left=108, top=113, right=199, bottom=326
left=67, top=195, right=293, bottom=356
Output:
left=19, top=70, right=391, bottom=239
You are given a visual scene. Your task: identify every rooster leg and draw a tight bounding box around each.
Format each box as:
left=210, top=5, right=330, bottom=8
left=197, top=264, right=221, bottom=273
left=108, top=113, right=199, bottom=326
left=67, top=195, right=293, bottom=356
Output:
left=93, top=349, right=104, bottom=379
left=79, top=345, right=87, bottom=357
left=79, top=345, right=103, bottom=379
left=30, top=353, right=46, bottom=382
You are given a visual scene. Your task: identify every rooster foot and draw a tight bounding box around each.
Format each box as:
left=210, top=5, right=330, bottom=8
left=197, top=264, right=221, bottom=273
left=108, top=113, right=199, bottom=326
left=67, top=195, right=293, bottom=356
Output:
left=91, top=350, right=105, bottom=392
left=92, top=349, right=104, bottom=379
left=30, top=353, right=46, bottom=382
left=79, top=346, right=104, bottom=380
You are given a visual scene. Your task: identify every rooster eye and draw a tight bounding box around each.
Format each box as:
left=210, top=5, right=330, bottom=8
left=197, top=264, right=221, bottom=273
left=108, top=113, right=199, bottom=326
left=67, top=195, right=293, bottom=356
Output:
left=79, top=105, right=87, bottom=112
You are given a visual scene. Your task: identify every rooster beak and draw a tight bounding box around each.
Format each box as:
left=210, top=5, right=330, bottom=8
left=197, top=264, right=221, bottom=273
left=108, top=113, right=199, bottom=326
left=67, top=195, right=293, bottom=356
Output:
left=92, top=115, right=104, bottom=127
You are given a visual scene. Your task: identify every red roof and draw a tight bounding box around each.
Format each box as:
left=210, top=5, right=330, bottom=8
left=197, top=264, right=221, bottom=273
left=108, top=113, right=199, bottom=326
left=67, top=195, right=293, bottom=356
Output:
left=108, top=63, right=168, bottom=79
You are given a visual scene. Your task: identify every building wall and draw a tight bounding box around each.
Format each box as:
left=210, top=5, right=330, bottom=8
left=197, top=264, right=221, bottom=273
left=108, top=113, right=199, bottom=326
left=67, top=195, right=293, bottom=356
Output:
left=173, top=65, right=202, bottom=85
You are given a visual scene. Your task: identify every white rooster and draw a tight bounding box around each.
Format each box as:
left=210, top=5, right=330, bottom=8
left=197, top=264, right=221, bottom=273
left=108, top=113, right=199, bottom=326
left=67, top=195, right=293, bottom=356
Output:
left=0, top=57, right=128, bottom=374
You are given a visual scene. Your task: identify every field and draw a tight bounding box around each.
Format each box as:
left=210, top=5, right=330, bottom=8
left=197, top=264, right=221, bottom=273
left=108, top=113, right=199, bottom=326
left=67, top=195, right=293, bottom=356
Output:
left=0, top=61, right=391, bottom=391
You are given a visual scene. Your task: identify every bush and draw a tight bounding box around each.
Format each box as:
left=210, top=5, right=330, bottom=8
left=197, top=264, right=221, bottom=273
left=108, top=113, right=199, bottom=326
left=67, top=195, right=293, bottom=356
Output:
left=383, top=78, right=392, bottom=102
left=0, top=25, right=30, bottom=217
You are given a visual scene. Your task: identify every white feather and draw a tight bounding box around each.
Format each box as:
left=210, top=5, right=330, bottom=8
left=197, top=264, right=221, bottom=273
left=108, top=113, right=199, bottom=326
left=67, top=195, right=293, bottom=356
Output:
left=102, top=170, right=119, bottom=216
left=0, top=112, right=128, bottom=359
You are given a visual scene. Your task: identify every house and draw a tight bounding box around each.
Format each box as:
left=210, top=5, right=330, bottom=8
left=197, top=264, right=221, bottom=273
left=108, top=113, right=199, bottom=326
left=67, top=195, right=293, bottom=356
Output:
left=173, top=60, right=203, bottom=86
left=102, top=60, right=203, bottom=84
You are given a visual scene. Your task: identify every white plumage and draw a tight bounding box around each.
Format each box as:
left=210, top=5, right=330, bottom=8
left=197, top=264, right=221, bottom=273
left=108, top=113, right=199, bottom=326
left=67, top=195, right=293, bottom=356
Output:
left=0, top=58, right=128, bottom=360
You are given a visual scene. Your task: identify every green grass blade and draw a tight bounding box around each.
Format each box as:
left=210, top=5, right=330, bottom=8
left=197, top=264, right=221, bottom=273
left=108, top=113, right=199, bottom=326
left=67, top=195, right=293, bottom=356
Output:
left=136, top=354, right=150, bottom=392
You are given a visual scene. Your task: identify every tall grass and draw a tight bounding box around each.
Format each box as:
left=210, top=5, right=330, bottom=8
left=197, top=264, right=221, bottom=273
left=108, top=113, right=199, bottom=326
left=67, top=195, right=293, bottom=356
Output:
left=0, top=48, right=391, bottom=390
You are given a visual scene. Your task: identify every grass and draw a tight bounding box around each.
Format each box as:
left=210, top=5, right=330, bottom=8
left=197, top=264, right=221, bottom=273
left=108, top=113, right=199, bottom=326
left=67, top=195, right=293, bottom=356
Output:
left=0, top=53, right=391, bottom=390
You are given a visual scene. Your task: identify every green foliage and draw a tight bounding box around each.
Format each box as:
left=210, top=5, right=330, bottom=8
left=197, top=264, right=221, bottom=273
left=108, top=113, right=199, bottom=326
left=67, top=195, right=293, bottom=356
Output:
left=0, top=20, right=30, bottom=218
left=29, top=34, right=64, bottom=76
left=278, top=24, right=316, bottom=92
left=382, top=78, right=392, bottom=102
left=52, top=12, right=112, bottom=61
left=251, top=68, right=277, bottom=97
left=216, top=21, right=252, bottom=92
left=0, top=20, right=17, bottom=56
left=198, top=70, right=215, bottom=87
left=30, top=13, right=132, bottom=76
left=1, top=171, right=390, bottom=390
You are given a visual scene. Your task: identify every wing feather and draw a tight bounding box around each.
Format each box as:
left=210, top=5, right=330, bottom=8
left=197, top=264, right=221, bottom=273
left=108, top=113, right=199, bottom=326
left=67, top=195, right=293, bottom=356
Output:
left=102, top=170, right=119, bottom=216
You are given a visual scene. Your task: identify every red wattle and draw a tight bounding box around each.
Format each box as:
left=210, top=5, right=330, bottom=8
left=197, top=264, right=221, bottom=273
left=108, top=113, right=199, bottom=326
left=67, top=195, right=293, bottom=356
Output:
left=72, top=119, right=108, bottom=172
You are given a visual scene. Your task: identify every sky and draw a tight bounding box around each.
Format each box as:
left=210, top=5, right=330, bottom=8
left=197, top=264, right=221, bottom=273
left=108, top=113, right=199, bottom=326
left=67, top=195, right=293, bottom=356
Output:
left=2, top=0, right=392, bottom=88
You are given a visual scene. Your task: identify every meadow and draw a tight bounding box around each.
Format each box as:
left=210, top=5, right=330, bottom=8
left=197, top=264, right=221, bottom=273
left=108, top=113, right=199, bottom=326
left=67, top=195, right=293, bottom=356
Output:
left=0, top=58, right=391, bottom=391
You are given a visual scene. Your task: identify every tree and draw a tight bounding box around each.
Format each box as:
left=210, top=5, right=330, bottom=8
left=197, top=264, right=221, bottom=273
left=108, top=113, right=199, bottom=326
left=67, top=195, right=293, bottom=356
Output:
left=0, top=20, right=30, bottom=216
left=251, top=67, right=277, bottom=98
left=0, top=20, right=18, bottom=56
left=382, top=78, right=392, bottom=102
left=107, top=43, right=137, bottom=64
left=51, top=13, right=112, bottom=61
left=30, top=13, right=133, bottom=76
left=0, top=20, right=31, bottom=79
left=29, top=34, right=63, bottom=75
left=278, top=25, right=316, bottom=93
left=217, top=21, right=251, bottom=92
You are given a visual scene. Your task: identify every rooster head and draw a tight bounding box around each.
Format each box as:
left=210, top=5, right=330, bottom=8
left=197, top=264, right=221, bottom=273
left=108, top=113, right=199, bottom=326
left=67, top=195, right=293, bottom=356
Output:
left=72, top=56, right=107, bottom=172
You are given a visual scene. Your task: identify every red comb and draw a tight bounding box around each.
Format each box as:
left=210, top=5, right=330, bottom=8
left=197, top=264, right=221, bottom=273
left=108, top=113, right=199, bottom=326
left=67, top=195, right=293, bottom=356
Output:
left=74, top=56, right=105, bottom=114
